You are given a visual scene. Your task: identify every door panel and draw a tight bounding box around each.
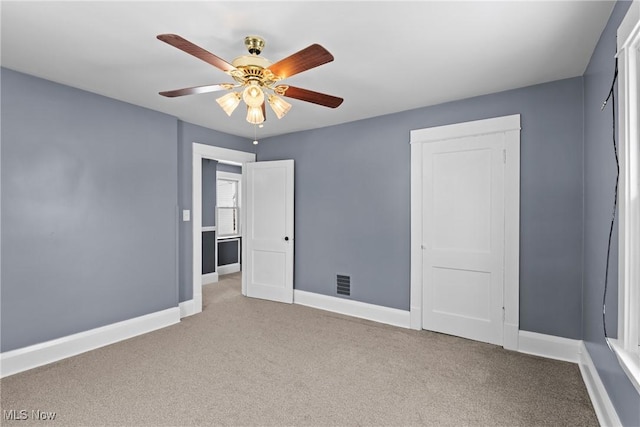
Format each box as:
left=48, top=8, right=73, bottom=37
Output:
left=252, top=166, right=287, bottom=241
left=432, top=148, right=492, bottom=252
left=245, top=160, right=294, bottom=303
left=422, top=134, right=505, bottom=345
left=432, top=267, right=491, bottom=321
left=252, top=250, right=286, bottom=287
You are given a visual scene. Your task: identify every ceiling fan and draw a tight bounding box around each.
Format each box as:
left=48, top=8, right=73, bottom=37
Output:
left=157, top=34, right=344, bottom=125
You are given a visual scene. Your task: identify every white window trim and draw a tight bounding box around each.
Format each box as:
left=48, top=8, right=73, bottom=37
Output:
left=217, top=171, right=242, bottom=188
left=612, top=0, right=640, bottom=394
left=216, top=170, right=242, bottom=238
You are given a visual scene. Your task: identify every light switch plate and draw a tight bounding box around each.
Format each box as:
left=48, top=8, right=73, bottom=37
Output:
left=182, top=210, right=190, bottom=222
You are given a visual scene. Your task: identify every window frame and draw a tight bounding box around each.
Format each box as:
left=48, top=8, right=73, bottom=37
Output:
left=612, top=0, right=640, bottom=394
left=216, top=171, right=242, bottom=238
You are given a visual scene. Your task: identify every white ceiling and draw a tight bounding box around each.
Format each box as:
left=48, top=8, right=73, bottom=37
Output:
left=1, top=1, right=615, bottom=140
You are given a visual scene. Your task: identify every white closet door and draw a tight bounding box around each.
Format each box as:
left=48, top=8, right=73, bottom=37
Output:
left=422, top=134, right=505, bottom=345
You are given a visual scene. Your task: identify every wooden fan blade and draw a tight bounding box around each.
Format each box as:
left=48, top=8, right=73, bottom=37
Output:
left=157, top=34, right=235, bottom=73
left=268, top=44, right=334, bottom=79
left=159, top=84, right=234, bottom=98
left=278, top=85, right=343, bottom=108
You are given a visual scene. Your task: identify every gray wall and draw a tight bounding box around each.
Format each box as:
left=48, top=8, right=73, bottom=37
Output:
left=258, top=76, right=584, bottom=339
left=218, top=239, right=240, bottom=266
left=177, top=121, right=255, bottom=302
left=582, top=1, right=640, bottom=425
left=1, top=68, right=178, bottom=352
left=202, top=231, right=217, bottom=274
left=217, top=163, right=242, bottom=174
left=202, top=159, right=218, bottom=227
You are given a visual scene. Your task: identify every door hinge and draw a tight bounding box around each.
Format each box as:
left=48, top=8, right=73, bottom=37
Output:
left=503, top=149, right=506, bottom=164
left=502, top=306, right=506, bottom=321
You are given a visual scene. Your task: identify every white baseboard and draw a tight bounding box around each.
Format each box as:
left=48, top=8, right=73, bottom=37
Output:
left=518, top=330, right=581, bottom=363
left=0, top=307, right=180, bottom=378
left=202, top=272, right=218, bottom=285
left=218, top=263, right=240, bottom=276
left=179, top=299, right=196, bottom=318
left=293, top=290, right=411, bottom=329
left=578, top=342, right=622, bottom=427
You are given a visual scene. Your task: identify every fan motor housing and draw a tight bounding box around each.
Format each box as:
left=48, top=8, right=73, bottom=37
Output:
left=231, top=53, right=276, bottom=86
left=231, top=55, right=271, bottom=69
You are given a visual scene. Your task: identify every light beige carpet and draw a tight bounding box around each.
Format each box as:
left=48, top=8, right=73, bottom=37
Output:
left=1, top=273, right=597, bottom=426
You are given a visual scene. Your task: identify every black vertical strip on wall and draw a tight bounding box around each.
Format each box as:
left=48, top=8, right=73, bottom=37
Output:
left=202, top=231, right=216, bottom=274
left=337, top=275, right=350, bottom=296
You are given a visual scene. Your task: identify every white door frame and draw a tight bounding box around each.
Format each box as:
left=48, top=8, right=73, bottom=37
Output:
left=187, top=143, right=255, bottom=317
left=409, top=115, right=521, bottom=350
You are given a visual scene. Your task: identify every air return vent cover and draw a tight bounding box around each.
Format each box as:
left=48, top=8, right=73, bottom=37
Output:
left=337, top=275, right=351, bottom=296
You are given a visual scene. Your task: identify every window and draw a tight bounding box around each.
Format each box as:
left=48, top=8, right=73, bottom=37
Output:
left=611, top=1, right=640, bottom=393
left=217, top=173, right=241, bottom=237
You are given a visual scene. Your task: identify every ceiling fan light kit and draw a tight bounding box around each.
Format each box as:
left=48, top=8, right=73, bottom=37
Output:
left=157, top=33, right=343, bottom=128
left=242, top=81, right=265, bottom=108
left=246, top=105, right=265, bottom=125
left=216, top=92, right=241, bottom=116
left=268, top=94, right=292, bottom=119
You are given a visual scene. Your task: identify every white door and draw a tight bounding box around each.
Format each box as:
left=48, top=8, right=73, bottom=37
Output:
left=245, top=160, right=294, bottom=303
left=421, top=134, right=505, bottom=345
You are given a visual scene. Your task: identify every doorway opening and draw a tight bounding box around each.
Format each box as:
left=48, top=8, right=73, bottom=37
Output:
left=202, top=162, right=243, bottom=286
left=190, top=143, right=255, bottom=317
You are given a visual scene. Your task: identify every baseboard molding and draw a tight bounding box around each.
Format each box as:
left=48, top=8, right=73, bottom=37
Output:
left=179, top=299, right=196, bottom=318
left=218, top=263, right=240, bottom=276
left=518, top=330, right=581, bottom=363
left=0, top=307, right=180, bottom=378
left=578, top=342, right=622, bottom=427
left=202, top=272, right=218, bottom=285
left=293, top=290, right=411, bottom=329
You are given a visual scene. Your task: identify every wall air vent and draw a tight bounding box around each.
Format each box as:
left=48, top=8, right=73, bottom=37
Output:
left=337, top=275, right=351, bottom=296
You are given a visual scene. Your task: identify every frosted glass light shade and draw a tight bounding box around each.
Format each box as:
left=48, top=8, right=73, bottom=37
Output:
left=242, top=84, right=265, bottom=108
left=216, top=92, right=241, bottom=116
left=246, top=105, right=265, bottom=124
left=268, top=94, right=292, bottom=119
